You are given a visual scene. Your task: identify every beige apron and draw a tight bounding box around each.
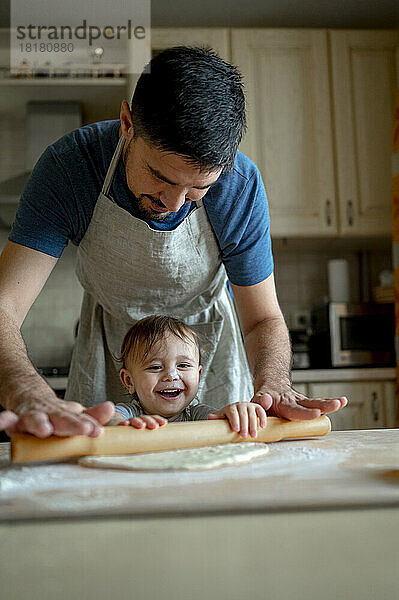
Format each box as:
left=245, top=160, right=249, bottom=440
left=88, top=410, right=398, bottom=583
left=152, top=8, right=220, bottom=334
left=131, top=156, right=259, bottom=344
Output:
left=65, top=135, right=253, bottom=409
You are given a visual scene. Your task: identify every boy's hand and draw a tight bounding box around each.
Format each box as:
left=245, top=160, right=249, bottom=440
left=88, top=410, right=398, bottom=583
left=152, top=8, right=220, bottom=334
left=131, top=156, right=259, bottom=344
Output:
left=118, top=415, right=168, bottom=430
left=106, top=411, right=127, bottom=426
left=207, top=402, right=267, bottom=438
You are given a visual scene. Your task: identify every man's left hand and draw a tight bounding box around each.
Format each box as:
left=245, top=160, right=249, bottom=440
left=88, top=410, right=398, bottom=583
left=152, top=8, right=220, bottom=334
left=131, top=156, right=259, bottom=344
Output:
left=1, top=401, right=116, bottom=437
left=251, top=387, right=347, bottom=421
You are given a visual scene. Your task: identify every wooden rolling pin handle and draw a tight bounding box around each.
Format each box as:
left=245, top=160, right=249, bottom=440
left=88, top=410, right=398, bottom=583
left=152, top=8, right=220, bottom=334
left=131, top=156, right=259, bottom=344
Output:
left=11, top=415, right=331, bottom=464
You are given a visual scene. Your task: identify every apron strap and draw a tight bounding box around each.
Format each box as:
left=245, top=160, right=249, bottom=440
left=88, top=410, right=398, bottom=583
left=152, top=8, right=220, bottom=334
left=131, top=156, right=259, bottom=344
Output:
left=101, top=134, right=126, bottom=198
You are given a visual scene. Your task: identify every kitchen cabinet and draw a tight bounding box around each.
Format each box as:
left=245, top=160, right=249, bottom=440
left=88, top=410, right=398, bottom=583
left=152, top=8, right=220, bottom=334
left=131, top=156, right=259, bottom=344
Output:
left=330, top=30, right=399, bottom=236
left=231, top=29, right=337, bottom=236
left=151, top=28, right=230, bottom=58
left=126, top=28, right=230, bottom=108
left=383, top=380, right=397, bottom=428
left=302, top=380, right=396, bottom=430
left=293, top=382, right=308, bottom=395
left=231, top=29, right=399, bottom=237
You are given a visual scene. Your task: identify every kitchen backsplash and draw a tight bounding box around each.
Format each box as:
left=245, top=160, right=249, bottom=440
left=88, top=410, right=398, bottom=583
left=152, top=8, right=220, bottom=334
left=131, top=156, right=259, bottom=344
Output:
left=0, top=206, right=393, bottom=368
left=0, top=115, right=25, bottom=183
left=273, top=237, right=393, bottom=329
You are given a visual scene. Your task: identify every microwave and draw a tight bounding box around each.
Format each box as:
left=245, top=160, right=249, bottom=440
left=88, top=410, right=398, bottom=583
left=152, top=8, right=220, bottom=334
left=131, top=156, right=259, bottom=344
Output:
left=309, top=302, right=396, bottom=368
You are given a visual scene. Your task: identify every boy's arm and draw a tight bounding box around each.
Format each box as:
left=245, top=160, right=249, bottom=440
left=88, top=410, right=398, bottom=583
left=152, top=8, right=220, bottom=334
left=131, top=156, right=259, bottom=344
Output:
left=106, top=412, right=127, bottom=426
left=114, top=399, right=143, bottom=421
left=189, top=403, right=219, bottom=420
left=112, top=400, right=167, bottom=429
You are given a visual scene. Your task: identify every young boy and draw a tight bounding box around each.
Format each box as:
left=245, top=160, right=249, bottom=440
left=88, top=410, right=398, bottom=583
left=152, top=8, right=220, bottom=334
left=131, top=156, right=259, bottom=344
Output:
left=112, top=315, right=267, bottom=439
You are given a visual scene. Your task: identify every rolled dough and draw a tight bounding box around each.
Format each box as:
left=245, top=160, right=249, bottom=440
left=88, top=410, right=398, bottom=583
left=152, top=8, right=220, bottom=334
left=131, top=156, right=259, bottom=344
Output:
left=78, top=442, right=269, bottom=471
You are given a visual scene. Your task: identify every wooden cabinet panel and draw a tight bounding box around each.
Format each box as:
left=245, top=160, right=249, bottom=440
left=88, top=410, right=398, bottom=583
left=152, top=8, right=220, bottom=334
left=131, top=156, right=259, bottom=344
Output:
left=308, top=382, right=364, bottom=431
left=231, top=29, right=337, bottom=236
left=293, top=382, right=308, bottom=395
left=383, top=381, right=397, bottom=428
left=330, top=30, right=399, bottom=235
left=308, top=381, right=391, bottom=430
left=362, top=383, right=387, bottom=429
left=127, top=28, right=230, bottom=101
left=231, top=29, right=398, bottom=237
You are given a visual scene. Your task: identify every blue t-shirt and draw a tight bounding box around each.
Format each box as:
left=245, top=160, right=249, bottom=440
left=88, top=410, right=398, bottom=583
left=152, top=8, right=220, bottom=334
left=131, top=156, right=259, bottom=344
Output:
left=9, top=120, right=273, bottom=286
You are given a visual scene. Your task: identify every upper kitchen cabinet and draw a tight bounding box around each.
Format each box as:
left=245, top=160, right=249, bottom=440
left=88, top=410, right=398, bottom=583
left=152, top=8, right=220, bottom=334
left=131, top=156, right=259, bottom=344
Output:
left=231, top=29, right=337, bottom=236
left=126, top=29, right=230, bottom=101
left=231, top=29, right=399, bottom=238
left=151, top=28, right=230, bottom=59
left=330, top=30, right=399, bottom=236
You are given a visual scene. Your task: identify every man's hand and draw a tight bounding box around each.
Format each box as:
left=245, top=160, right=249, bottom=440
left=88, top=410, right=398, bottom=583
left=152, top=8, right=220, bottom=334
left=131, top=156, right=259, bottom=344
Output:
left=207, top=402, right=267, bottom=438
left=0, top=410, right=19, bottom=431
left=251, top=387, right=348, bottom=421
left=0, top=397, right=115, bottom=438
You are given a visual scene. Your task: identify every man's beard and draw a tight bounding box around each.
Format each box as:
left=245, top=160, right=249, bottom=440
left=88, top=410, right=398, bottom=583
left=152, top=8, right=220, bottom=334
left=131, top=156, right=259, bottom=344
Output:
left=123, top=139, right=171, bottom=222
left=135, top=195, right=171, bottom=222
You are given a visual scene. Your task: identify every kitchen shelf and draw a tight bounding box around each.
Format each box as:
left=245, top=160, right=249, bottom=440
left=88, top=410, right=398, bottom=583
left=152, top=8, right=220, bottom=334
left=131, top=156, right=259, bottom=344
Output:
left=0, top=78, right=126, bottom=86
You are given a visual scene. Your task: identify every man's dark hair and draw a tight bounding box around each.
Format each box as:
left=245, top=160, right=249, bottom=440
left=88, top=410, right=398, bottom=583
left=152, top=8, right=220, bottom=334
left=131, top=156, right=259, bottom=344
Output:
left=131, top=46, right=247, bottom=172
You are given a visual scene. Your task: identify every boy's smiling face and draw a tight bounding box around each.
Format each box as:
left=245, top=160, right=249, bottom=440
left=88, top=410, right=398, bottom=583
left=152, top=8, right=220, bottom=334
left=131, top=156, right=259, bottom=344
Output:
left=120, top=332, right=202, bottom=420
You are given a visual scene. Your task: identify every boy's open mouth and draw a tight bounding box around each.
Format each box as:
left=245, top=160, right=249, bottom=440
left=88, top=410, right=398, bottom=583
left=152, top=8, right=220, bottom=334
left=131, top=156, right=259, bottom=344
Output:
left=156, top=389, right=183, bottom=400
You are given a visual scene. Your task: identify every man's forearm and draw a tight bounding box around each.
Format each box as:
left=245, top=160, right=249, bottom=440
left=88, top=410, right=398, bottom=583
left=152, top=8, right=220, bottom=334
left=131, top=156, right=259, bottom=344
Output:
left=244, top=315, right=292, bottom=394
left=0, top=308, right=55, bottom=410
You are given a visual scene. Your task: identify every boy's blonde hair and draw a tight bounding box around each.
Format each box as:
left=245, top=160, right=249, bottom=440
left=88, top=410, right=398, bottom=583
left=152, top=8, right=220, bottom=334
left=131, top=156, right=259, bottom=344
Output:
left=119, top=315, right=201, bottom=368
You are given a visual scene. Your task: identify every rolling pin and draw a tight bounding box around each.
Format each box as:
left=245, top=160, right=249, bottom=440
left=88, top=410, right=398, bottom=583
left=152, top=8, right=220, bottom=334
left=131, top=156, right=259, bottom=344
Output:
left=11, top=415, right=331, bottom=463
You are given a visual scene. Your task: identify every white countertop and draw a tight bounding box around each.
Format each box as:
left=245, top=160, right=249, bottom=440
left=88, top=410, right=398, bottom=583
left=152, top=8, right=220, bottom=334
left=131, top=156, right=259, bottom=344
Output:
left=2, top=429, right=399, bottom=521
left=2, top=431, right=399, bottom=600
left=291, top=367, right=396, bottom=382
left=44, top=376, right=68, bottom=390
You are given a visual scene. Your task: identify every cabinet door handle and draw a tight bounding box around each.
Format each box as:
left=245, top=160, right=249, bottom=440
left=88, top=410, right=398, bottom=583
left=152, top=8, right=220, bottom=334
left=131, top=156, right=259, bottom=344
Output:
left=325, top=199, right=332, bottom=227
left=347, top=200, right=353, bottom=227
left=371, top=392, right=379, bottom=422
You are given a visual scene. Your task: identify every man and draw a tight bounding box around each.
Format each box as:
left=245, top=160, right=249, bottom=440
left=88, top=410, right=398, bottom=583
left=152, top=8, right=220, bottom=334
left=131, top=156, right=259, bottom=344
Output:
left=0, top=47, right=346, bottom=438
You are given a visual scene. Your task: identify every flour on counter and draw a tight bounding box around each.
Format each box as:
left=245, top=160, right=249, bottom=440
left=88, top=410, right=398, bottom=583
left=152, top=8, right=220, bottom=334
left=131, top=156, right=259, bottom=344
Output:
left=0, top=463, right=80, bottom=493
left=3, top=431, right=399, bottom=521
left=0, top=438, right=348, bottom=508
left=79, top=443, right=270, bottom=472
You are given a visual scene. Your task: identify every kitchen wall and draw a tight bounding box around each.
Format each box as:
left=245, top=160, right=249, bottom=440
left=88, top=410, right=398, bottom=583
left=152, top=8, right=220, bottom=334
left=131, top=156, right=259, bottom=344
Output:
left=0, top=214, right=83, bottom=368
left=273, top=237, right=393, bottom=329
left=0, top=112, right=84, bottom=369
left=0, top=85, right=393, bottom=368
left=0, top=115, right=24, bottom=182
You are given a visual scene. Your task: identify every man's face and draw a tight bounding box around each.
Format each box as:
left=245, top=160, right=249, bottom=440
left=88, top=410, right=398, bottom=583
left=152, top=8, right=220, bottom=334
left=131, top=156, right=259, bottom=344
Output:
left=120, top=102, right=222, bottom=221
